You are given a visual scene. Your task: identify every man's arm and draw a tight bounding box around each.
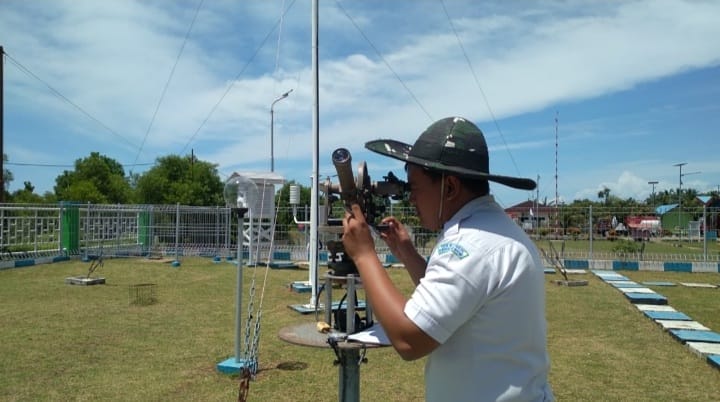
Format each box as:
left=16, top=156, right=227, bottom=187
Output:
left=352, top=251, right=439, bottom=361
left=343, top=205, right=439, bottom=360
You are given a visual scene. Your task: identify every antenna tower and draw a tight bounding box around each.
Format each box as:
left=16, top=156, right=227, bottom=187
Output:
left=554, top=111, right=559, bottom=229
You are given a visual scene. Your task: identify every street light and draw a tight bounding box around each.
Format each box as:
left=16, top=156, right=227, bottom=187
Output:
left=673, top=163, right=687, bottom=234
left=648, top=180, right=658, bottom=207
left=270, top=89, right=293, bottom=172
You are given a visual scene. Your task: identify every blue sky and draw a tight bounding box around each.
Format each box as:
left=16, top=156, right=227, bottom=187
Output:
left=1, top=0, right=719, bottom=207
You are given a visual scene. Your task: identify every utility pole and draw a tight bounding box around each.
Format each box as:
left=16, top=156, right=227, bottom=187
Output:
left=535, top=175, right=540, bottom=232
left=554, top=112, right=559, bottom=235
left=648, top=180, right=658, bottom=207
left=673, top=163, right=687, bottom=235
left=1, top=46, right=5, bottom=203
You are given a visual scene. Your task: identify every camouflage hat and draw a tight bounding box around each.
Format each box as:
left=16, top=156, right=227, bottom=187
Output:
left=365, top=116, right=536, bottom=190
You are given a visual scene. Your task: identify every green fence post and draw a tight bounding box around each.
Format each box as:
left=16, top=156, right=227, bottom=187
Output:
left=138, top=210, right=151, bottom=255
left=60, top=202, right=80, bottom=255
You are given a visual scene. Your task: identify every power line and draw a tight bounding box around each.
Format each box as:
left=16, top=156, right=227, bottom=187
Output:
left=2, top=51, right=140, bottom=151
left=179, top=0, right=298, bottom=155
left=133, top=0, right=205, bottom=169
left=438, top=0, right=524, bottom=181
left=333, top=0, right=434, bottom=122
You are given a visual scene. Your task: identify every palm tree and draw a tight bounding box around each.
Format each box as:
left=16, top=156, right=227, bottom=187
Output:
left=597, top=186, right=611, bottom=205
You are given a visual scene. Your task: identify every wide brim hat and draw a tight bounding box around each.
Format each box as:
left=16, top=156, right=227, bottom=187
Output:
left=365, top=116, right=536, bottom=190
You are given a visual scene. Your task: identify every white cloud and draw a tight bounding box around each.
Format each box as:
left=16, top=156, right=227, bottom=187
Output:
left=1, top=0, right=719, bottom=204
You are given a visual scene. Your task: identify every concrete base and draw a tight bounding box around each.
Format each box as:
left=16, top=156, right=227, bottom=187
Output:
left=551, top=279, right=588, bottom=287
left=624, top=292, right=667, bottom=305
left=65, top=276, right=105, bottom=286
left=618, top=287, right=655, bottom=293
left=708, top=355, right=720, bottom=369
left=216, top=357, right=256, bottom=374
left=592, top=271, right=629, bottom=281
left=656, top=320, right=709, bottom=331
left=642, top=281, right=676, bottom=287
left=610, top=281, right=644, bottom=288
left=669, top=329, right=720, bottom=344
left=687, top=341, right=720, bottom=357
left=679, top=282, right=717, bottom=288
left=288, top=303, right=325, bottom=314
left=269, top=261, right=299, bottom=269
left=289, top=281, right=312, bottom=293
left=634, top=304, right=676, bottom=312
left=643, top=310, right=691, bottom=321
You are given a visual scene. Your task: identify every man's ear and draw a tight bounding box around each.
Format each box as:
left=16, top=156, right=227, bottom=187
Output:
left=446, top=176, right=459, bottom=198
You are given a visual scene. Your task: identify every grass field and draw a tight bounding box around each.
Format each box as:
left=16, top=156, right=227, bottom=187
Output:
left=1, top=258, right=719, bottom=401
left=536, top=238, right=720, bottom=257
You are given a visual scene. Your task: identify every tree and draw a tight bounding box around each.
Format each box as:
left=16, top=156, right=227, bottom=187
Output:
left=597, top=186, right=611, bottom=205
left=3, top=153, right=13, bottom=201
left=135, top=154, right=224, bottom=206
left=54, top=152, right=133, bottom=204
left=10, top=181, right=45, bottom=204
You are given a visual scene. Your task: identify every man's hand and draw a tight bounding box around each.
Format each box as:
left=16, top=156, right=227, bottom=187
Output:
left=379, top=216, right=427, bottom=286
left=341, top=203, right=375, bottom=260
left=378, top=216, right=411, bottom=254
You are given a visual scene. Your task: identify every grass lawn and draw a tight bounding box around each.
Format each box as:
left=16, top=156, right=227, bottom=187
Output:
left=1, top=258, right=719, bottom=401
left=538, top=238, right=720, bottom=257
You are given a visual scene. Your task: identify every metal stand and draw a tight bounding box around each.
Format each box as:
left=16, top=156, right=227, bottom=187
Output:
left=324, top=274, right=373, bottom=334
left=278, top=275, right=384, bottom=402
left=217, top=207, right=252, bottom=374
left=279, top=322, right=380, bottom=402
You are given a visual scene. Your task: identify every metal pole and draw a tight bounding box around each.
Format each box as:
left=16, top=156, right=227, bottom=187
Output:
left=554, top=112, right=559, bottom=231
left=310, top=0, right=320, bottom=308
left=175, top=203, right=180, bottom=262
left=270, top=106, right=274, bottom=172
left=648, top=181, right=658, bottom=207
left=338, top=349, right=361, bottom=402
left=1, top=46, right=4, bottom=202
left=674, top=163, right=686, bottom=237
left=534, top=175, right=539, bottom=234
left=589, top=205, right=593, bottom=261
left=235, top=210, right=245, bottom=362
left=703, top=204, right=707, bottom=262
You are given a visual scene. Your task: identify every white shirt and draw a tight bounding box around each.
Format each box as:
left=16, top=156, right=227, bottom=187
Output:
left=404, top=196, right=553, bottom=402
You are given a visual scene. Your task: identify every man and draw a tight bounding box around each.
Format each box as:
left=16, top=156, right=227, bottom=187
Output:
left=341, top=116, right=554, bottom=401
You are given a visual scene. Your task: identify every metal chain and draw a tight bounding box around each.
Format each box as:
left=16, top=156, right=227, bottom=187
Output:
left=237, top=366, right=252, bottom=402
left=248, top=310, right=263, bottom=374
left=242, top=278, right=256, bottom=363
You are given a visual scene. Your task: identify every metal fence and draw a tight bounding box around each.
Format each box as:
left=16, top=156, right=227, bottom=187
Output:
left=510, top=204, right=720, bottom=263
left=0, top=203, right=234, bottom=261
left=0, top=202, right=717, bottom=264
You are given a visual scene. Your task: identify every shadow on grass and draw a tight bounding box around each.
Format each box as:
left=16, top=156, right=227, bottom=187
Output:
left=275, top=361, right=308, bottom=371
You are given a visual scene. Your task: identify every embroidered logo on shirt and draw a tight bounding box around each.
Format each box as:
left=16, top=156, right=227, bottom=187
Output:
left=436, top=242, right=469, bottom=259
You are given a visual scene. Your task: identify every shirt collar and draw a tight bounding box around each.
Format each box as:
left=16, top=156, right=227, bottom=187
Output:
left=442, top=195, right=497, bottom=236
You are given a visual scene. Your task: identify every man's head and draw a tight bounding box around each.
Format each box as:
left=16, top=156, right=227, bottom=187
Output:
left=365, top=116, right=536, bottom=191
left=403, top=165, right=480, bottom=230
left=366, top=116, right=536, bottom=229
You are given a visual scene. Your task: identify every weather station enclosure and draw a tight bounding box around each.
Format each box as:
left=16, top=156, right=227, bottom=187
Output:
left=228, top=172, right=285, bottom=265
